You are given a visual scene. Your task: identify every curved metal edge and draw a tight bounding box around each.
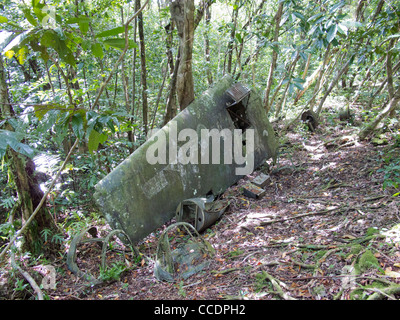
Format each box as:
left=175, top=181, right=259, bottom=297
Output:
left=67, top=227, right=140, bottom=283
left=154, top=222, right=214, bottom=282
left=101, top=229, right=140, bottom=270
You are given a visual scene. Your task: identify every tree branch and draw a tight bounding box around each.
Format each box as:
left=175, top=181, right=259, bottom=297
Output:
left=91, top=0, right=150, bottom=111
left=0, top=138, right=79, bottom=261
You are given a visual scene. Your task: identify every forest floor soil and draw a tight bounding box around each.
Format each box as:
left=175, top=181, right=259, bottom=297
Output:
left=2, top=112, right=400, bottom=300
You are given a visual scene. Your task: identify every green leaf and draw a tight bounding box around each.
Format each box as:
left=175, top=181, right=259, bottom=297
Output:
left=41, top=30, right=76, bottom=66
left=97, top=115, right=111, bottom=125
left=327, top=24, right=338, bottom=43
left=292, top=77, right=305, bottom=83
left=102, top=38, right=137, bottom=50
left=329, top=1, right=345, bottom=14
left=5, top=30, right=36, bottom=54
left=33, top=7, right=47, bottom=24
left=22, top=8, right=38, bottom=26
left=292, top=12, right=305, bottom=21
left=11, top=141, right=35, bottom=157
left=280, top=12, right=289, bottom=27
left=91, top=42, right=104, bottom=58
left=292, top=77, right=305, bottom=90
left=307, top=12, right=323, bottom=23
left=0, top=129, right=36, bottom=158
left=78, top=15, right=90, bottom=35
left=269, top=42, right=280, bottom=55
left=88, top=129, right=99, bottom=153
left=293, top=82, right=304, bottom=90
left=88, top=129, right=107, bottom=153
left=86, top=111, right=100, bottom=127
left=95, top=26, right=131, bottom=38
left=31, top=0, right=41, bottom=8
left=5, top=50, right=14, bottom=59
left=41, top=228, right=52, bottom=242
left=16, top=46, right=28, bottom=65
left=308, top=24, right=319, bottom=37
left=299, top=52, right=308, bottom=61
left=65, top=17, right=79, bottom=24
left=97, top=115, right=117, bottom=133
left=342, top=20, right=363, bottom=29
left=337, top=23, right=348, bottom=35
left=235, top=33, right=243, bottom=44
left=41, top=29, right=58, bottom=47
left=0, top=16, right=8, bottom=23
left=34, top=104, right=55, bottom=120
left=71, top=112, right=85, bottom=139
left=80, top=39, right=90, bottom=51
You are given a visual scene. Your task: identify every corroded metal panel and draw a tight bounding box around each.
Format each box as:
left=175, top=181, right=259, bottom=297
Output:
left=226, top=83, right=250, bottom=105
left=93, top=75, right=277, bottom=243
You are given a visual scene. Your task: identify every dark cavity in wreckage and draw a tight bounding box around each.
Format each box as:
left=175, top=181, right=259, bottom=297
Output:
left=93, top=75, right=277, bottom=244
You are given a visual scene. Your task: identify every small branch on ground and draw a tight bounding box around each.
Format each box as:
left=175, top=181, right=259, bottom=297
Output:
left=259, top=270, right=297, bottom=300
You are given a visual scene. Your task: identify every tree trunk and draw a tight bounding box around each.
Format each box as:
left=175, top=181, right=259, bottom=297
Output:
left=233, top=0, right=267, bottom=81
left=302, top=53, right=311, bottom=81
left=204, top=5, right=213, bottom=85
left=370, top=0, right=385, bottom=23
left=309, top=43, right=331, bottom=112
left=162, top=18, right=179, bottom=125
left=226, top=1, right=239, bottom=75
left=171, top=0, right=195, bottom=110
left=121, top=8, right=131, bottom=114
left=264, top=2, right=283, bottom=113
left=294, top=46, right=341, bottom=106
left=386, top=41, right=395, bottom=100
left=367, top=59, right=400, bottom=109
left=349, top=55, right=385, bottom=107
left=315, top=52, right=355, bottom=116
left=163, top=47, right=180, bottom=125
left=167, top=0, right=211, bottom=111
left=355, top=0, right=367, bottom=22
left=386, top=39, right=397, bottom=117
left=128, top=13, right=138, bottom=152
left=164, top=20, right=175, bottom=75
left=359, top=86, right=400, bottom=140
left=274, top=54, right=300, bottom=118
left=293, top=53, right=313, bottom=104
left=137, top=0, right=148, bottom=135
left=0, top=55, right=55, bottom=256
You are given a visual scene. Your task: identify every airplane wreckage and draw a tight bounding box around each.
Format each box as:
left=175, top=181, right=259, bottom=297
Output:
left=67, top=75, right=278, bottom=281
left=93, top=75, right=277, bottom=243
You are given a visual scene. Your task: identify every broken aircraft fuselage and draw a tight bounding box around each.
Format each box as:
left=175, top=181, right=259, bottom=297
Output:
left=93, top=75, right=277, bottom=243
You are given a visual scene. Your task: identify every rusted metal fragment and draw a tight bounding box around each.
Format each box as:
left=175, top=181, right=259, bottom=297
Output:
left=226, top=83, right=250, bottom=105
left=154, top=222, right=214, bottom=282
left=243, top=182, right=266, bottom=199
left=175, top=198, right=229, bottom=232
left=251, top=173, right=270, bottom=188
left=301, top=110, right=319, bottom=132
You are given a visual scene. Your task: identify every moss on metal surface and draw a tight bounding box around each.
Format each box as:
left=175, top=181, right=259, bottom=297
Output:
left=94, top=75, right=277, bottom=243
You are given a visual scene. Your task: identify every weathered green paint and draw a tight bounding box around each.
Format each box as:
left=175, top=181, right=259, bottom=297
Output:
left=93, top=75, right=277, bottom=243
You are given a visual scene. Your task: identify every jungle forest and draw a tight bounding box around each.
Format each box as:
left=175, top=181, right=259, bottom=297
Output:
left=1, top=0, right=400, bottom=302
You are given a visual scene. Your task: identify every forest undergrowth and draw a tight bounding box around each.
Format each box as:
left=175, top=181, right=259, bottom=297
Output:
left=1, top=103, right=400, bottom=301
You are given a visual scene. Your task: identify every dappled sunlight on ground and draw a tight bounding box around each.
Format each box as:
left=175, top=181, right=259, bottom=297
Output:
left=6, top=114, right=399, bottom=301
